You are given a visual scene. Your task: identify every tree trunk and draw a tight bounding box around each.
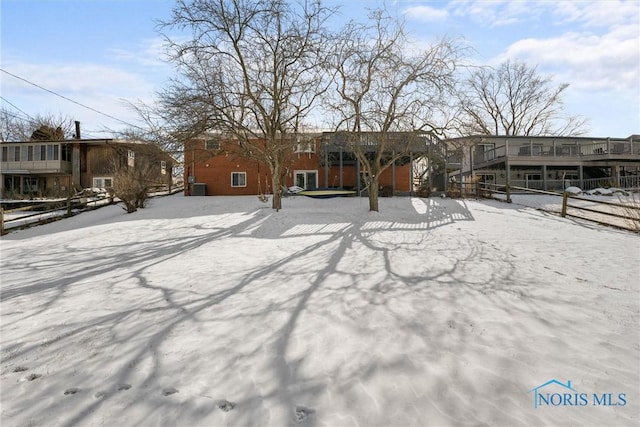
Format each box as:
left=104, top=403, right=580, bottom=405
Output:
left=270, top=164, right=282, bottom=211
left=368, top=178, right=380, bottom=212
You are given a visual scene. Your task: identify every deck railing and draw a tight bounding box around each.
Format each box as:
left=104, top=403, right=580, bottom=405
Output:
left=476, top=139, right=639, bottom=165
left=502, top=176, right=639, bottom=192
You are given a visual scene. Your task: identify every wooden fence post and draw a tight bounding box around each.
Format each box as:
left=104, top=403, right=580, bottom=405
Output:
left=67, top=195, right=72, bottom=217
left=561, top=192, right=568, bottom=217
left=0, top=207, right=4, bottom=236
left=506, top=184, right=512, bottom=203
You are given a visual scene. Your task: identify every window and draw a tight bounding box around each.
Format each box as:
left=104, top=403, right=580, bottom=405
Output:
left=478, top=143, right=496, bottom=161
left=1, top=146, right=7, bottom=162
left=205, top=139, right=221, bottom=150
left=295, top=141, right=315, bottom=153
left=61, top=144, right=72, bottom=161
left=14, top=146, right=20, bottom=161
left=93, top=177, right=113, bottom=188
left=46, top=144, right=59, bottom=160
left=23, top=177, right=38, bottom=193
left=128, top=150, right=135, bottom=167
left=231, top=172, right=246, bottom=187
left=294, top=170, right=318, bottom=189
left=39, top=145, right=46, bottom=160
left=27, top=145, right=34, bottom=161
left=161, top=160, right=167, bottom=175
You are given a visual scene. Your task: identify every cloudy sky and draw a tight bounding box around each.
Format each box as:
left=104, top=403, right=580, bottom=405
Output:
left=1, top=0, right=638, bottom=139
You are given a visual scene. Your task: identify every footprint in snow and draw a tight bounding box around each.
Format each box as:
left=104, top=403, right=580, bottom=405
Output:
left=13, top=366, right=29, bottom=373
left=162, top=387, right=179, bottom=396
left=64, top=388, right=80, bottom=395
left=294, top=406, right=315, bottom=423
left=216, top=399, right=235, bottom=412
left=117, top=384, right=132, bottom=391
left=94, top=391, right=108, bottom=399
left=25, top=373, right=42, bottom=381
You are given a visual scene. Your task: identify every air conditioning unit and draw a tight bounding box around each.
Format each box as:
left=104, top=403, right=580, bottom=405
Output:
left=191, top=183, right=207, bottom=196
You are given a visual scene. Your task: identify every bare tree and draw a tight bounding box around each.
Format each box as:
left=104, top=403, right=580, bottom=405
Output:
left=112, top=159, right=156, bottom=213
left=619, top=192, right=640, bottom=233
left=0, top=108, right=31, bottom=142
left=0, top=108, right=75, bottom=142
left=326, top=10, right=462, bottom=211
left=158, top=0, right=333, bottom=210
left=458, top=60, right=588, bottom=136
left=109, top=144, right=171, bottom=213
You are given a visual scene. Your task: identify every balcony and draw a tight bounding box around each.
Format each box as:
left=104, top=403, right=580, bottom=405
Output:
left=0, top=142, right=72, bottom=174
left=474, top=139, right=640, bottom=166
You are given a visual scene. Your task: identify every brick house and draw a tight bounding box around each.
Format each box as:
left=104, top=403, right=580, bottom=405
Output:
left=184, top=132, right=435, bottom=196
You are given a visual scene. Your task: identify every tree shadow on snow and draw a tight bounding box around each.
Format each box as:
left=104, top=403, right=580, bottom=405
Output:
left=1, top=196, right=633, bottom=426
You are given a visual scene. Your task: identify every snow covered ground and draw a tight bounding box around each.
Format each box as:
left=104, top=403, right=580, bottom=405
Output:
left=1, top=194, right=638, bottom=426
left=495, top=191, right=638, bottom=231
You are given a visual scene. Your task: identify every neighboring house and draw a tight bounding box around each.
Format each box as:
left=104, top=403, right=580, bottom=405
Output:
left=0, top=138, right=174, bottom=198
left=444, top=135, right=640, bottom=192
left=183, top=132, right=437, bottom=196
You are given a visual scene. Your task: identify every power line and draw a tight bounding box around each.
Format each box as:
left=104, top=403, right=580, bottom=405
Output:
left=1, top=97, right=106, bottom=139
left=0, top=68, right=146, bottom=131
left=0, top=96, right=36, bottom=122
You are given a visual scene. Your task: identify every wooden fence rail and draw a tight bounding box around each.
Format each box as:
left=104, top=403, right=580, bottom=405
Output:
left=0, top=195, right=111, bottom=236
left=1, top=187, right=183, bottom=236
left=479, top=182, right=639, bottom=231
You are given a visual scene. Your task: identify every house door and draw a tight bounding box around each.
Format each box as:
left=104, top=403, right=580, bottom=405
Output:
left=294, top=171, right=318, bottom=189
left=479, top=173, right=496, bottom=189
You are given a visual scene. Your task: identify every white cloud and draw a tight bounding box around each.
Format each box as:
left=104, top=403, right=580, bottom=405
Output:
left=107, top=37, right=171, bottom=68
left=403, top=5, right=449, bottom=22
left=447, top=0, right=638, bottom=29
left=552, top=0, right=639, bottom=28
left=449, top=0, right=546, bottom=27
left=496, top=23, right=640, bottom=93
left=1, top=58, right=158, bottom=136
left=2, top=61, right=153, bottom=96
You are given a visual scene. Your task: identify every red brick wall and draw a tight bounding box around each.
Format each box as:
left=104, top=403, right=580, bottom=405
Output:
left=184, top=139, right=413, bottom=195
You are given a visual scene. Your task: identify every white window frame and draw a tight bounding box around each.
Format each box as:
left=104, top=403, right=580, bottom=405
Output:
left=46, top=144, right=59, bottom=160
left=294, top=170, right=318, bottom=189
left=295, top=140, right=315, bottom=153
left=231, top=172, right=247, bottom=187
left=160, top=160, right=167, bottom=175
left=93, top=177, right=114, bottom=188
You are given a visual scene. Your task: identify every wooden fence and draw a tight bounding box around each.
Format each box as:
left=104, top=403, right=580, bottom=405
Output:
left=0, top=195, right=112, bottom=236
left=479, top=182, right=640, bottom=232
left=1, top=187, right=184, bottom=236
